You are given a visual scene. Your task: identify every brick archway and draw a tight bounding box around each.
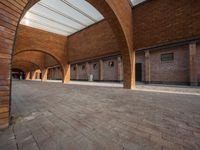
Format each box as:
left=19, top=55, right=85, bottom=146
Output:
left=16, top=0, right=135, bottom=89
left=14, top=50, right=65, bottom=82
left=13, top=51, right=45, bottom=71
left=0, top=0, right=134, bottom=128
left=12, top=61, right=41, bottom=81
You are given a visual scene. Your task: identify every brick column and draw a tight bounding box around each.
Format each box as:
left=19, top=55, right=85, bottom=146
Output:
left=31, top=70, right=37, bottom=80
left=75, top=64, right=79, bottom=80
left=63, top=64, right=70, bottom=83
left=0, top=0, right=29, bottom=128
left=117, top=56, right=123, bottom=81
left=25, top=72, right=31, bottom=80
left=99, top=60, right=104, bottom=81
left=145, top=50, right=151, bottom=84
left=42, top=69, right=48, bottom=81
left=189, top=42, right=198, bottom=86
left=36, top=72, right=40, bottom=79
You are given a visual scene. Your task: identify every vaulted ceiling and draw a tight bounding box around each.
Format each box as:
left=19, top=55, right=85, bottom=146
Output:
left=20, top=0, right=104, bottom=36
left=20, top=0, right=146, bottom=36
left=130, top=0, right=146, bottom=6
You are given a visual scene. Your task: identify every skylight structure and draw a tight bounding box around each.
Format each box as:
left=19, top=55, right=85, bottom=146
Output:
left=130, top=0, right=146, bottom=6
left=20, top=0, right=104, bottom=36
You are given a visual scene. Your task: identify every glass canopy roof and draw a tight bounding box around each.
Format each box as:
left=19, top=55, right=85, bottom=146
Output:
left=130, top=0, right=146, bottom=6
left=20, top=0, right=104, bottom=36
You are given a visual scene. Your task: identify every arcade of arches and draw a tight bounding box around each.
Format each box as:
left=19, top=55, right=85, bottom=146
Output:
left=0, top=0, right=200, bottom=148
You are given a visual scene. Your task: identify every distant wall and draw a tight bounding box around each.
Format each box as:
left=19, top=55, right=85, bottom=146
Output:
left=68, top=20, right=121, bottom=62
left=133, top=0, right=200, bottom=49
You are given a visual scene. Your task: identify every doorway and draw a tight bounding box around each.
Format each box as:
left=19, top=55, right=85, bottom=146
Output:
left=136, top=63, right=142, bottom=82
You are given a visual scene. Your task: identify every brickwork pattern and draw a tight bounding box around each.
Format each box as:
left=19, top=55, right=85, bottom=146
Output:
left=78, top=63, right=88, bottom=80
left=68, top=20, right=121, bottom=63
left=133, top=0, right=200, bottom=49
left=90, top=61, right=100, bottom=81
left=103, top=58, right=118, bottom=81
left=70, top=65, right=76, bottom=80
left=150, top=46, right=189, bottom=84
left=0, top=0, right=28, bottom=128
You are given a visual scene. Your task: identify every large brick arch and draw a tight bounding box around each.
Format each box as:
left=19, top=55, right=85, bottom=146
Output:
left=15, top=25, right=68, bottom=64
left=18, top=0, right=135, bottom=89
left=86, top=0, right=135, bottom=89
left=13, top=51, right=46, bottom=70
left=0, top=0, right=134, bottom=128
left=14, top=50, right=65, bottom=82
left=14, top=24, right=69, bottom=83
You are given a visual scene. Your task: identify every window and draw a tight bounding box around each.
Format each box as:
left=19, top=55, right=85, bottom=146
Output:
left=73, top=66, right=76, bottom=71
left=161, top=53, right=174, bottom=62
left=108, top=61, right=114, bottom=67
left=82, top=65, right=85, bottom=70
left=93, top=64, right=97, bottom=69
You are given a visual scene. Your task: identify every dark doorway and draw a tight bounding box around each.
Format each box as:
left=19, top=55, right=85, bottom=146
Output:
left=136, top=63, right=142, bottom=82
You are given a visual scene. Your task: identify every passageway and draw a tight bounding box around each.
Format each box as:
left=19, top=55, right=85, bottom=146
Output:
left=0, top=81, right=200, bottom=149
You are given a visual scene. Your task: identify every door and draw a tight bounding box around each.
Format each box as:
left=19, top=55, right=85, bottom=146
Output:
left=136, top=63, right=142, bottom=82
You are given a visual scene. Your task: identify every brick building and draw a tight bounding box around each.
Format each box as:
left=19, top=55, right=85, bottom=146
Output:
left=35, top=0, right=200, bottom=86
left=69, top=40, right=199, bottom=85
left=48, top=40, right=200, bottom=85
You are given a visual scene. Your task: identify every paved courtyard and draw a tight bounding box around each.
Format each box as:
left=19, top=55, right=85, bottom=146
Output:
left=0, top=81, right=200, bottom=150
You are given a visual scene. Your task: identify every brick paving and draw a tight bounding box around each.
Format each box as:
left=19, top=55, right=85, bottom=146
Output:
left=0, top=80, right=200, bottom=150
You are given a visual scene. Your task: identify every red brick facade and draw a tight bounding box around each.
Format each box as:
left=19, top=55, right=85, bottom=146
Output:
left=68, top=20, right=121, bottom=63
left=133, top=0, right=200, bottom=49
left=70, top=56, right=123, bottom=82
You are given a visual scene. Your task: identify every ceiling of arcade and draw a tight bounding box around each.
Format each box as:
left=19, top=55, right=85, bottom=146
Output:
left=12, top=50, right=60, bottom=72
left=20, top=0, right=145, bottom=36
left=12, top=62, right=40, bottom=72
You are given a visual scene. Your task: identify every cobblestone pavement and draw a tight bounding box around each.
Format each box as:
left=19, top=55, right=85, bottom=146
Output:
left=0, top=80, right=200, bottom=150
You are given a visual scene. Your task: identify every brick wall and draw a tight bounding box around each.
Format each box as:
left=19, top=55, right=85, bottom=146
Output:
left=47, top=67, right=62, bottom=80
left=44, top=55, right=58, bottom=68
left=133, top=0, right=200, bottom=49
left=0, top=0, right=28, bottom=128
left=90, top=61, right=100, bottom=81
left=70, top=65, right=76, bottom=80
left=15, top=25, right=68, bottom=65
left=78, top=63, right=88, bottom=80
left=68, top=20, right=121, bottom=63
left=70, top=56, right=121, bottom=81
left=150, top=46, right=189, bottom=84
left=103, top=57, right=118, bottom=81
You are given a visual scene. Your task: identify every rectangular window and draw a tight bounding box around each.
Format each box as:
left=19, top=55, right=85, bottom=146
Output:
left=161, top=53, right=174, bottom=62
